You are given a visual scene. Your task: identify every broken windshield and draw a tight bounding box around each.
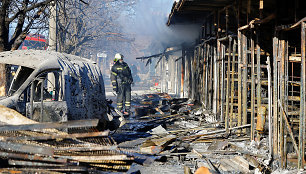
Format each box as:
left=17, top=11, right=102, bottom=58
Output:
left=7, top=65, right=34, bottom=96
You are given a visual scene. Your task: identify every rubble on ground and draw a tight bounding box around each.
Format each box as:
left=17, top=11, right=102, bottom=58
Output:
left=114, top=93, right=301, bottom=174
left=0, top=93, right=303, bottom=173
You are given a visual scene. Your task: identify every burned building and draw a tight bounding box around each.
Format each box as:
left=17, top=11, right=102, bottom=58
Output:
left=151, top=0, right=306, bottom=169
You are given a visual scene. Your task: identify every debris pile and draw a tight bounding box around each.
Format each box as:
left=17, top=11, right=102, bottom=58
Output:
left=0, top=107, right=134, bottom=173
left=132, top=93, right=188, bottom=116
left=112, top=93, right=301, bottom=174
left=0, top=93, right=302, bottom=173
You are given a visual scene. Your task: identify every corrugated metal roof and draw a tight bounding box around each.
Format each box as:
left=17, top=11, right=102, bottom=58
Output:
left=167, top=0, right=232, bottom=25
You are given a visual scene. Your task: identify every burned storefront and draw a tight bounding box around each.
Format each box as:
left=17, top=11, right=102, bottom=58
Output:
left=154, top=0, right=306, bottom=170
left=0, top=0, right=306, bottom=172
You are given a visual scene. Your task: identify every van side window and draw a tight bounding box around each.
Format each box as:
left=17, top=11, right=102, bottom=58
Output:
left=44, top=71, right=63, bottom=101
left=31, top=71, right=63, bottom=102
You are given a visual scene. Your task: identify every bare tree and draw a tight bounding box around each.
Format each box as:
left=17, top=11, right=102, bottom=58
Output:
left=0, top=0, right=137, bottom=96
left=0, top=0, right=53, bottom=51
left=57, top=0, right=137, bottom=57
left=0, top=0, right=55, bottom=96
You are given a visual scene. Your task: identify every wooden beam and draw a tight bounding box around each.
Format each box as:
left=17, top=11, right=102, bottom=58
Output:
left=0, top=119, right=99, bottom=132
left=0, top=141, right=54, bottom=156
left=2, top=130, right=109, bottom=141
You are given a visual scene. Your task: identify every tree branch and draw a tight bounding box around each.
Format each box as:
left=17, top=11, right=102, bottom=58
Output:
left=11, top=6, right=47, bottom=50
left=7, top=0, right=54, bottom=22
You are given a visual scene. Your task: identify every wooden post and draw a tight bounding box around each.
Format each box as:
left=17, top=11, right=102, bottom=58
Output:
left=226, top=37, right=232, bottom=131
left=242, top=33, right=248, bottom=134
left=220, top=41, right=225, bottom=123
left=279, top=39, right=285, bottom=168
left=213, top=43, right=219, bottom=115
left=208, top=44, right=214, bottom=110
left=273, top=36, right=279, bottom=158
left=181, top=49, right=185, bottom=98
left=238, top=31, right=243, bottom=132
left=298, top=22, right=306, bottom=169
left=251, top=27, right=255, bottom=141
left=230, top=39, right=237, bottom=128
left=203, top=45, right=208, bottom=106
left=256, top=32, right=262, bottom=121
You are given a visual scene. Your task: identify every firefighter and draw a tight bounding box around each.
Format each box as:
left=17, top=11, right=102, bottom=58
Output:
left=111, top=53, right=133, bottom=116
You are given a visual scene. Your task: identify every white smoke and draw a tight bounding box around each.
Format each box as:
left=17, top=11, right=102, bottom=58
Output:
left=119, top=0, right=201, bottom=55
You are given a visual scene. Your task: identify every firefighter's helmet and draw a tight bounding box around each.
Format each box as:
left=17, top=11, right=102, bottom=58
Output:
left=115, top=53, right=123, bottom=60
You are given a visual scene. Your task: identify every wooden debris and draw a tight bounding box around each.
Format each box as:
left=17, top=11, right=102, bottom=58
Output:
left=219, top=156, right=251, bottom=173
left=207, top=140, right=229, bottom=151
left=2, top=130, right=109, bottom=141
left=8, top=159, right=65, bottom=167
left=220, top=158, right=243, bottom=172
left=244, top=154, right=272, bottom=173
left=55, top=145, right=117, bottom=151
left=0, top=168, right=62, bottom=174
left=192, top=149, right=220, bottom=174
left=0, top=119, right=99, bottom=131
left=0, top=141, right=54, bottom=156
left=231, top=156, right=250, bottom=172
left=193, top=137, right=250, bottom=143
left=140, top=135, right=176, bottom=154
left=181, top=124, right=251, bottom=141
left=60, top=154, right=133, bottom=161
left=155, top=107, right=165, bottom=115
left=0, top=117, right=134, bottom=172
left=184, top=166, right=192, bottom=174
left=0, top=151, right=67, bottom=163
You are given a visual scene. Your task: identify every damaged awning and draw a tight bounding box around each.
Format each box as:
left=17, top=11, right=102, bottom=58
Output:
left=167, top=0, right=232, bottom=25
left=136, top=47, right=181, bottom=66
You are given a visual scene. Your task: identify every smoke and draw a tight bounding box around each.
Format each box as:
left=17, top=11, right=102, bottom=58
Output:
left=119, top=0, right=201, bottom=57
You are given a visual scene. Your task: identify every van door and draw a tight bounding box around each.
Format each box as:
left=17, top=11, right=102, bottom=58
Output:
left=25, top=71, right=68, bottom=122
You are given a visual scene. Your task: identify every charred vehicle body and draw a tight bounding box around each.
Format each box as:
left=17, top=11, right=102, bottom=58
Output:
left=0, top=50, right=113, bottom=127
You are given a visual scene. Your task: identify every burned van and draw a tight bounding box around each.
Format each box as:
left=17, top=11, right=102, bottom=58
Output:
left=0, top=50, right=108, bottom=124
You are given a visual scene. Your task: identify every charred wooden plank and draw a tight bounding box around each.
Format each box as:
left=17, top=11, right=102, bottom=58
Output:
left=55, top=145, right=117, bottom=151
left=0, top=119, right=99, bottom=132
left=0, top=151, right=67, bottom=163
left=192, top=149, right=220, bottom=174
left=39, top=166, right=88, bottom=172
left=58, top=155, right=133, bottom=161
left=3, top=130, right=109, bottom=141
left=8, top=159, right=65, bottom=167
left=0, top=141, right=54, bottom=156
left=0, top=168, right=62, bottom=174
left=181, top=124, right=251, bottom=140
